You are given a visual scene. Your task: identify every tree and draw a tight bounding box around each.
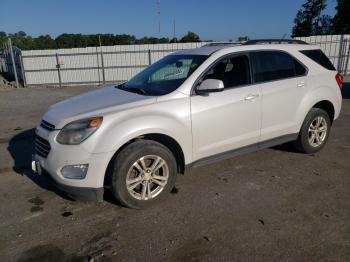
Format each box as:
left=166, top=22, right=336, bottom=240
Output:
left=180, top=32, right=200, bottom=43
left=135, top=36, right=170, bottom=44
left=34, top=35, right=57, bottom=49
left=0, top=31, right=8, bottom=49
left=113, top=34, right=136, bottom=45
left=332, top=0, right=350, bottom=34
left=1, top=31, right=203, bottom=50
left=55, top=34, right=76, bottom=48
left=238, top=36, right=249, bottom=42
left=169, top=37, right=178, bottom=43
left=9, top=31, right=36, bottom=50
left=315, top=15, right=333, bottom=35
left=292, top=0, right=330, bottom=37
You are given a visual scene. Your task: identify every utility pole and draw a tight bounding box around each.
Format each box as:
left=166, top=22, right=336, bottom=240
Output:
left=173, top=19, right=176, bottom=40
left=157, top=0, right=161, bottom=34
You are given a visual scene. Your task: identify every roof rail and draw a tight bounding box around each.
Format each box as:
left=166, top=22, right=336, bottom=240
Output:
left=203, top=42, right=242, bottom=47
left=244, top=39, right=308, bottom=45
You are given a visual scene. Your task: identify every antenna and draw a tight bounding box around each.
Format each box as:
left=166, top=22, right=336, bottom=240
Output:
left=157, top=0, right=161, bottom=34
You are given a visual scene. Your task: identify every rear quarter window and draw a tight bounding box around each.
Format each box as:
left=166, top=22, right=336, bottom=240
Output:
left=300, top=49, right=336, bottom=71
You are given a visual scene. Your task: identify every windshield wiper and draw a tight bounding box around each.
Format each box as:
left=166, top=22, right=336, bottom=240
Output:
left=115, top=84, right=147, bottom=95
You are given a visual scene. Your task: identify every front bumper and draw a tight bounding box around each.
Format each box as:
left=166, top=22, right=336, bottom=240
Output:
left=32, top=125, right=115, bottom=202
left=32, top=156, right=104, bottom=201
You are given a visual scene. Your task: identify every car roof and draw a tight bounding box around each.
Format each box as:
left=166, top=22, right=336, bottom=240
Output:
left=173, top=45, right=232, bottom=56
left=173, top=43, right=318, bottom=56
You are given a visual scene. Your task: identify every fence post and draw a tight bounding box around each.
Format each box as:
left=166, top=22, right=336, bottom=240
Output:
left=19, top=53, right=27, bottom=87
left=55, top=53, right=62, bottom=87
left=95, top=46, right=101, bottom=84
left=341, top=38, right=348, bottom=75
left=148, top=49, right=152, bottom=65
left=337, top=35, right=345, bottom=73
left=8, top=38, right=19, bottom=88
left=344, top=39, right=350, bottom=76
left=100, top=48, right=106, bottom=84
left=98, top=36, right=106, bottom=84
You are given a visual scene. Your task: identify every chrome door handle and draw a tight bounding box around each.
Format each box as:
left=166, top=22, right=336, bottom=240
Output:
left=297, top=82, right=306, bottom=88
left=245, top=93, right=259, bottom=101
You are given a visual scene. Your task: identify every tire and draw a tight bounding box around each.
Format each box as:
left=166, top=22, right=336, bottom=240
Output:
left=110, top=140, right=177, bottom=209
left=293, top=108, right=331, bottom=154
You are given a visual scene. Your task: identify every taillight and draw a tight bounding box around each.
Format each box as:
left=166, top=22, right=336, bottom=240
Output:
left=335, top=73, right=343, bottom=90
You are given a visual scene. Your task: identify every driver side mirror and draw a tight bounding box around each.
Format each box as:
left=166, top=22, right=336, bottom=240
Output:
left=196, top=79, right=224, bottom=94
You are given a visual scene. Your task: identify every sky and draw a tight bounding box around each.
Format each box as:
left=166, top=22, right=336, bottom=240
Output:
left=0, top=0, right=337, bottom=41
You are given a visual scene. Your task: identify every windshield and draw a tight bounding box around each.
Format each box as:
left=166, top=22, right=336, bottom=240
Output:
left=119, top=54, right=208, bottom=96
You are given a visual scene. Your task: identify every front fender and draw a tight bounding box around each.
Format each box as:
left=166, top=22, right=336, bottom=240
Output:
left=80, top=99, right=193, bottom=164
left=109, top=116, right=191, bottom=161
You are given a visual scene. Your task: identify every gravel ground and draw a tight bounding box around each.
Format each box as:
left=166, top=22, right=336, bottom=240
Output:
left=0, top=83, right=350, bottom=261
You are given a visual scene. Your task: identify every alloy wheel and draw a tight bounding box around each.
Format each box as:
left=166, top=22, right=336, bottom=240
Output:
left=308, top=116, right=328, bottom=147
left=126, top=155, right=169, bottom=200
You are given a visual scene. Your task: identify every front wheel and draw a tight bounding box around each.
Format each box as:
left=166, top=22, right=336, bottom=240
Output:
left=110, top=140, right=177, bottom=209
left=293, top=108, right=331, bottom=154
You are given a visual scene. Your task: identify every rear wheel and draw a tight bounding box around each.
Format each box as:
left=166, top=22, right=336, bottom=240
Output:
left=293, top=108, right=331, bottom=153
left=110, top=140, right=177, bottom=209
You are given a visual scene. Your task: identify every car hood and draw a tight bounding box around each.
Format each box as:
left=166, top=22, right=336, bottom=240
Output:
left=42, top=86, right=156, bottom=128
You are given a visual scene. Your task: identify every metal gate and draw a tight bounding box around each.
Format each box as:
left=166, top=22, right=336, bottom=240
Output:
left=1, top=38, right=24, bottom=88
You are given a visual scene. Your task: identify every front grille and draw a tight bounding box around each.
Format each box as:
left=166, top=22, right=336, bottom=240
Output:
left=40, top=120, right=55, bottom=131
left=35, top=135, right=51, bottom=158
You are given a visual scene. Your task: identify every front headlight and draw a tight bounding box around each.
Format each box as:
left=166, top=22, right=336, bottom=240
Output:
left=56, top=117, right=103, bottom=145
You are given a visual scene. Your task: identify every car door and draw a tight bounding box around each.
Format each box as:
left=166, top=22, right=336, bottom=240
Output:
left=191, top=53, right=262, bottom=162
left=251, top=51, right=308, bottom=141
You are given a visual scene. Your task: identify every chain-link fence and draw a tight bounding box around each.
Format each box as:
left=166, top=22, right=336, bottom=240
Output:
left=2, top=34, right=350, bottom=88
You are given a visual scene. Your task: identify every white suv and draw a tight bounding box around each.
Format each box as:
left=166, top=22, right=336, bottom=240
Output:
left=32, top=40, right=343, bottom=208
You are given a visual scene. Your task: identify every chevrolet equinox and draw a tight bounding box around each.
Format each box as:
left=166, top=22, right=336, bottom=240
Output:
left=32, top=40, right=343, bottom=208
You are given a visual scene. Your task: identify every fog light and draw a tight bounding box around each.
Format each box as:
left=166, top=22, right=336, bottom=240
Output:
left=61, top=164, right=89, bottom=179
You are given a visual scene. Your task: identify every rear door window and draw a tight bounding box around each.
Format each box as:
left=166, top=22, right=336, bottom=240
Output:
left=300, top=49, right=336, bottom=71
left=252, top=51, right=306, bottom=83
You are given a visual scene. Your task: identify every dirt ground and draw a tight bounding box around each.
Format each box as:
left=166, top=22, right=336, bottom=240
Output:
left=0, top=82, right=350, bottom=262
